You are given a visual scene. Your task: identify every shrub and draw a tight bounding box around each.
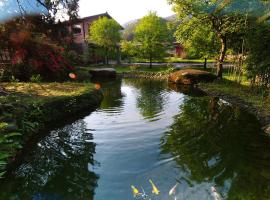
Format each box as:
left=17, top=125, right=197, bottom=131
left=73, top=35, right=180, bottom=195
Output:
left=0, top=17, right=74, bottom=81
left=129, top=65, right=140, bottom=71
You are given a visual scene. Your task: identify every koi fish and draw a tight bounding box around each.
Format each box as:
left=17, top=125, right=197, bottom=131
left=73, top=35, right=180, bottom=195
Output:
left=211, top=186, right=222, bottom=200
left=149, top=179, right=160, bottom=195
left=131, top=185, right=140, bottom=197
left=169, top=183, right=178, bottom=196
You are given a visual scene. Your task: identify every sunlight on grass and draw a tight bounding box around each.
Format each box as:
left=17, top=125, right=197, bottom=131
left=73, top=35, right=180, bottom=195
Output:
left=0, top=82, right=95, bottom=98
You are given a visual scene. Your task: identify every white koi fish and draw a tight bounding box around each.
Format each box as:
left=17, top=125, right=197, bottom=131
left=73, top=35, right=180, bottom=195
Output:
left=211, top=186, right=222, bottom=200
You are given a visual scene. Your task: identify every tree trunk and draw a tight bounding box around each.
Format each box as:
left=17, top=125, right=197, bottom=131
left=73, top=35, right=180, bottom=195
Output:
left=204, top=58, right=207, bottom=69
left=217, top=36, right=227, bottom=78
left=116, top=46, right=121, bottom=65
left=149, top=56, right=152, bottom=69
left=104, top=48, right=109, bottom=65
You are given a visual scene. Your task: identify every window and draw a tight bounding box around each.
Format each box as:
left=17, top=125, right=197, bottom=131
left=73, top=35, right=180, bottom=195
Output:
left=72, top=24, right=82, bottom=34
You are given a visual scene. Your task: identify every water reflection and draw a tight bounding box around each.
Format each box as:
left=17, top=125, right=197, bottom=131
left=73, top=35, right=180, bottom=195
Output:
left=2, top=78, right=270, bottom=200
left=161, top=96, right=270, bottom=199
left=124, top=79, right=168, bottom=120
left=168, top=82, right=206, bottom=97
left=94, top=78, right=124, bottom=110
left=0, top=120, right=98, bottom=200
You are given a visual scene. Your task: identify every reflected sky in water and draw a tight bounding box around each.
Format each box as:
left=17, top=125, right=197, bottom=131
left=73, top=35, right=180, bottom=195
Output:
left=1, top=78, right=270, bottom=200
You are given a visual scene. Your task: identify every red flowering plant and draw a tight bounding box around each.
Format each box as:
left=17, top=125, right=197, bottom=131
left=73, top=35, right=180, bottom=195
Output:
left=0, top=16, right=75, bottom=81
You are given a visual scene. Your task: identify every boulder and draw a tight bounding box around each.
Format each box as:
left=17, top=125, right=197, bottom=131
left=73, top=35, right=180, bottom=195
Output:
left=89, top=68, right=116, bottom=79
left=169, top=69, right=216, bottom=85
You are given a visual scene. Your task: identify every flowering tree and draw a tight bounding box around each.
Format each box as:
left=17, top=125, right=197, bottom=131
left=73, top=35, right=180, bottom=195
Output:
left=0, top=16, right=73, bottom=81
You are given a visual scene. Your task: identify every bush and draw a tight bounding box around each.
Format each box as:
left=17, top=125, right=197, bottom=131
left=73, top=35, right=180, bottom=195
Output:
left=30, top=74, right=42, bottom=83
left=129, top=65, right=140, bottom=71
left=63, top=50, right=83, bottom=66
left=0, top=17, right=74, bottom=81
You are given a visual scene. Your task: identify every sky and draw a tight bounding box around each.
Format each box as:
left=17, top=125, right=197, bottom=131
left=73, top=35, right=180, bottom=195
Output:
left=0, top=0, right=174, bottom=23
left=79, top=0, right=175, bottom=25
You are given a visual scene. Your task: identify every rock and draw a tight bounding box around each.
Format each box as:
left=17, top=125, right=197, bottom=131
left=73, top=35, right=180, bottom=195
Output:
left=89, top=68, right=116, bottom=79
left=169, top=69, right=216, bottom=85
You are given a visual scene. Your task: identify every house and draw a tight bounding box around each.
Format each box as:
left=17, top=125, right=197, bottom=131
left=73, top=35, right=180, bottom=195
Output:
left=61, top=12, right=123, bottom=63
left=174, top=42, right=186, bottom=58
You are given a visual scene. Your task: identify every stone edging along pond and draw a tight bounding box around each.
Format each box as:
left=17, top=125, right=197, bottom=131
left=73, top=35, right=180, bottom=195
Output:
left=120, top=71, right=270, bottom=135
left=199, top=87, right=270, bottom=135
left=0, top=89, right=103, bottom=177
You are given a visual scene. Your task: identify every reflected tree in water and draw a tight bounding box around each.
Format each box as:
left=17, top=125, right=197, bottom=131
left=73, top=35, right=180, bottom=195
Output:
left=95, top=78, right=124, bottom=110
left=161, top=96, right=270, bottom=199
left=0, top=120, right=98, bottom=200
left=124, top=79, right=168, bottom=120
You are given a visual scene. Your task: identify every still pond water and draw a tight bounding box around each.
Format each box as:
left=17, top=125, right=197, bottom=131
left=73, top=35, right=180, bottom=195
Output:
left=1, top=78, right=270, bottom=200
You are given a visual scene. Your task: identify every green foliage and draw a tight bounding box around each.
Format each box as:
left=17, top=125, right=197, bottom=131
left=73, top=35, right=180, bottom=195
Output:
left=169, top=0, right=252, bottom=77
left=133, top=12, right=170, bottom=67
left=175, top=18, right=220, bottom=59
left=120, top=40, right=137, bottom=58
left=88, top=17, right=121, bottom=64
left=245, top=21, right=270, bottom=87
left=30, top=74, right=42, bottom=83
left=89, top=17, right=121, bottom=48
left=63, top=50, right=83, bottom=65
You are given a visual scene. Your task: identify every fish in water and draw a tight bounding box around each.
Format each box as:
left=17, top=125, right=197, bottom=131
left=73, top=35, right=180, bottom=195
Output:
left=211, top=186, right=222, bottom=200
left=169, top=183, right=178, bottom=196
left=149, top=179, right=160, bottom=195
left=131, top=185, right=150, bottom=200
left=131, top=185, right=140, bottom=197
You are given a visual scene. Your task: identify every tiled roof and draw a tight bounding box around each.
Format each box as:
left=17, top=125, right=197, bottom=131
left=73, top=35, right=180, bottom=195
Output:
left=62, top=12, right=123, bottom=29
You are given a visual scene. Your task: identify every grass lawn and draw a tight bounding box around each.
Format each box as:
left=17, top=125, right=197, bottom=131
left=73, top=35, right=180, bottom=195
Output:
left=0, top=82, right=95, bottom=100
left=0, top=82, right=97, bottom=107
left=165, top=57, right=216, bottom=63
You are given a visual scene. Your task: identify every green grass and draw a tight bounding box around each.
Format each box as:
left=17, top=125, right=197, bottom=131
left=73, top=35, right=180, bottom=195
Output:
left=165, top=57, right=216, bottom=63
left=1, top=82, right=95, bottom=99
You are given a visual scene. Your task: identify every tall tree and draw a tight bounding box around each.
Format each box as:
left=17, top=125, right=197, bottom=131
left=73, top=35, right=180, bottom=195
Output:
left=175, top=17, right=220, bottom=65
left=134, top=12, right=170, bottom=68
left=88, top=17, right=122, bottom=65
left=168, top=0, right=248, bottom=78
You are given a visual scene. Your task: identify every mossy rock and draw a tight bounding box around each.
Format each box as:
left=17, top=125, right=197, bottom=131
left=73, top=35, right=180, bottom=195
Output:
left=169, top=69, right=216, bottom=85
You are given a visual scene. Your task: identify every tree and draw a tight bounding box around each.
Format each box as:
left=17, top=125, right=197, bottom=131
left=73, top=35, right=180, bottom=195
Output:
left=88, top=17, right=121, bottom=65
left=175, top=17, right=220, bottom=68
left=168, top=0, right=248, bottom=78
left=134, top=12, right=170, bottom=68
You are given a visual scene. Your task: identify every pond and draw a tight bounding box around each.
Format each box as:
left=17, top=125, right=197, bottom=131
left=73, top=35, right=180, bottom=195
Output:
left=1, top=78, right=270, bottom=200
